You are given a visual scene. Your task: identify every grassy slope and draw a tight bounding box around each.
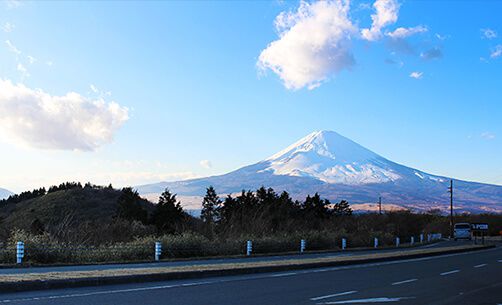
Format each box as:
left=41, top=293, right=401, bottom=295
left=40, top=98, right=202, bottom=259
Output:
left=0, top=188, right=155, bottom=231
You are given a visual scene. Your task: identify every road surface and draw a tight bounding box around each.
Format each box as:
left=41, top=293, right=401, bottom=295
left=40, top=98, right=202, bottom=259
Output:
left=0, top=242, right=499, bottom=304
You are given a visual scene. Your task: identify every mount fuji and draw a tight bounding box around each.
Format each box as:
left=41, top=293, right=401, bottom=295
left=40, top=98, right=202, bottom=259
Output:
left=136, top=131, right=502, bottom=213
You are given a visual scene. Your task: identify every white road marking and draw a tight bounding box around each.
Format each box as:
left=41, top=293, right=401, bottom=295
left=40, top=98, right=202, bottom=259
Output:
left=180, top=281, right=212, bottom=287
left=474, top=264, right=487, bottom=268
left=0, top=282, right=208, bottom=303
left=440, top=270, right=460, bottom=276
left=0, top=248, right=497, bottom=303
left=391, top=278, right=417, bottom=286
left=310, top=291, right=357, bottom=301
left=270, top=272, right=297, bottom=277
left=319, top=297, right=415, bottom=304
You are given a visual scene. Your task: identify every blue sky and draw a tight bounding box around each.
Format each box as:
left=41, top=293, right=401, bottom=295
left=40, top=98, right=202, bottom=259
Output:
left=0, top=0, right=501, bottom=192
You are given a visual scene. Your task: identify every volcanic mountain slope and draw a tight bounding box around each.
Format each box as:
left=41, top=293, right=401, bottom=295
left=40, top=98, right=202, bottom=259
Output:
left=136, top=131, right=502, bottom=213
left=0, top=188, right=13, bottom=200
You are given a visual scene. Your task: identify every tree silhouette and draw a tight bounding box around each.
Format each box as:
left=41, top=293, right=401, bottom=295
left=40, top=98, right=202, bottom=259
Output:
left=333, top=200, right=352, bottom=216
left=201, top=186, right=221, bottom=225
left=150, top=188, right=184, bottom=233
left=116, top=187, right=148, bottom=224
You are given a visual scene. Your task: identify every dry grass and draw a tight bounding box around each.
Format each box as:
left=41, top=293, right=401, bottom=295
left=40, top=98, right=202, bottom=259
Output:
left=0, top=244, right=487, bottom=284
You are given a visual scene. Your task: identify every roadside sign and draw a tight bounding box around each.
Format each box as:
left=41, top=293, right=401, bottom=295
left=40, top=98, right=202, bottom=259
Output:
left=471, top=223, right=489, bottom=245
left=471, top=223, right=488, bottom=232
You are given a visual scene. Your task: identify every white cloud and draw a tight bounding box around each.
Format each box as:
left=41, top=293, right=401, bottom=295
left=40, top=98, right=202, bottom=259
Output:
left=258, top=0, right=434, bottom=90
left=420, top=47, right=443, bottom=60
left=361, top=0, right=400, bottom=41
left=1, top=22, right=14, bottom=33
left=90, top=84, right=98, bottom=93
left=5, top=40, right=21, bottom=55
left=0, top=79, right=129, bottom=151
left=490, top=45, right=502, bottom=59
left=435, top=33, right=448, bottom=41
left=387, top=25, right=427, bottom=39
left=1, top=170, right=199, bottom=193
left=409, top=71, right=423, bottom=79
left=480, top=132, right=496, bottom=140
left=27, top=55, right=36, bottom=64
left=16, top=63, right=29, bottom=77
left=5, top=0, right=22, bottom=9
left=358, top=2, right=372, bottom=10
left=46, top=61, right=53, bottom=67
left=84, top=171, right=199, bottom=187
left=257, top=0, right=356, bottom=90
left=199, top=160, right=212, bottom=169
left=384, top=57, right=404, bottom=67
left=481, top=28, right=497, bottom=39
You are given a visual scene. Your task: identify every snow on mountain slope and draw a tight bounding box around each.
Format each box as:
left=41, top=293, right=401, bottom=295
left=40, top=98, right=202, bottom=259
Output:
left=261, top=131, right=448, bottom=186
left=136, top=130, right=502, bottom=213
left=264, top=130, right=401, bottom=184
left=0, top=188, right=13, bottom=200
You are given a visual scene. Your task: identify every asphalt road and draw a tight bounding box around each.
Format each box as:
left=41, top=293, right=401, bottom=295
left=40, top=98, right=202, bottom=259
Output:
left=0, top=239, right=456, bottom=275
left=0, top=242, right=500, bottom=305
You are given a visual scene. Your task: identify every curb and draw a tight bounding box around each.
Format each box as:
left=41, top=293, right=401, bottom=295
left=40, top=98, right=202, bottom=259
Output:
left=0, top=245, right=494, bottom=293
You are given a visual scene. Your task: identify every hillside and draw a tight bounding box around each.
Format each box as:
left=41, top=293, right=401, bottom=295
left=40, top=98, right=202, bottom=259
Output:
left=136, top=130, right=502, bottom=213
left=0, top=186, right=155, bottom=233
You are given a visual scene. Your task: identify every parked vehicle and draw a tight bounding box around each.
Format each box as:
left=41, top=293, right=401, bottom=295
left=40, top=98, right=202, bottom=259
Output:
left=454, top=223, right=472, bottom=241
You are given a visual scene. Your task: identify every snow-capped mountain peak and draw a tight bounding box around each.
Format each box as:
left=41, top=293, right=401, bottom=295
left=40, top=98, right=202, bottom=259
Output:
left=136, top=130, right=502, bottom=213
left=266, top=130, right=378, bottom=163
left=263, top=130, right=401, bottom=185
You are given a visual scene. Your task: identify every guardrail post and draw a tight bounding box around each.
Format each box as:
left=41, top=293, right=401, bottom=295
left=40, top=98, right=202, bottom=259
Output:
left=16, top=241, right=24, bottom=264
left=246, top=240, right=252, bottom=256
left=420, top=234, right=424, bottom=243
left=374, top=237, right=378, bottom=248
left=300, top=239, right=306, bottom=253
left=410, top=236, right=414, bottom=245
left=341, top=238, right=347, bottom=250
left=395, top=237, right=400, bottom=247
left=155, top=242, right=162, bottom=261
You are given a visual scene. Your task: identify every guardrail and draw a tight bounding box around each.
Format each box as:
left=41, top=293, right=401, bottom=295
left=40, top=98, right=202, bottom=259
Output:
left=2, top=233, right=444, bottom=265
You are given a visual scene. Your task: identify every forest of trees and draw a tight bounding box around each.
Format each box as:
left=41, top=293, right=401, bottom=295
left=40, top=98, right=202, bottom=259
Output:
left=200, top=186, right=352, bottom=237
left=0, top=182, right=112, bottom=205
left=113, top=185, right=352, bottom=238
left=2, top=182, right=501, bottom=244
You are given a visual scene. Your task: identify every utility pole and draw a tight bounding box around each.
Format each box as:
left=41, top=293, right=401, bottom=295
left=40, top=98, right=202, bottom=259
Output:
left=378, top=196, right=382, bottom=215
left=448, top=180, right=454, bottom=239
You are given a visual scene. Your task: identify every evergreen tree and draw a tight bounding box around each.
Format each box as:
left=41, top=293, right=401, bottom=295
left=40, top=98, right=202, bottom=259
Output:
left=116, top=187, right=148, bottom=224
left=151, top=188, right=185, bottom=233
left=303, top=193, right=330, bottom=219
left=217, top=195, right=236, bottom=227
left=256, top=186, right=278, bottom=206
left=201, top=186, right=221, bottom=225
left=333, top=200, right=353, bottom=216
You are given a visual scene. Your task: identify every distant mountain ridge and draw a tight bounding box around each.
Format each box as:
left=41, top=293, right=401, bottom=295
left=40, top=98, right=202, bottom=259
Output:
left=0, top=188, right=13, bottom=200
left=136, top=131, right=502, bottom=213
